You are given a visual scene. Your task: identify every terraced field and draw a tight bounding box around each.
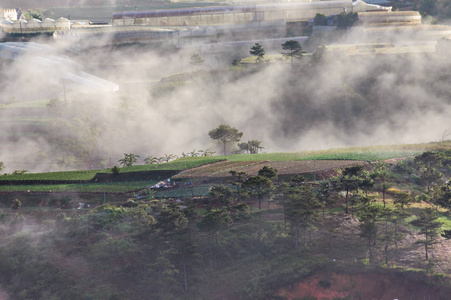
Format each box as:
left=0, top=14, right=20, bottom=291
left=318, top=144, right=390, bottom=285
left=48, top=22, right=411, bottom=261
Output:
left=174, top=159, right=368, bottom=180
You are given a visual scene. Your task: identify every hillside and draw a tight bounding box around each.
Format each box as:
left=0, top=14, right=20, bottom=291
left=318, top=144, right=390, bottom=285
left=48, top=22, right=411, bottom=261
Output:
left=0, top=146, right=450, bottom=299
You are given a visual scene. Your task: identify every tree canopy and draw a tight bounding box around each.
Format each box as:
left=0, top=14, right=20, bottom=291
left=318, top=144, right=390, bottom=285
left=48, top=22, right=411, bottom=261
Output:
left=281, top=40, right=303, bottom=65
left=208, top=124, right=243, bottom=155
left=410, top=208, right=442, bottom=260
left=190, top=53, right=204, bottom=67
left=249, top=43, right=265, bottom=63
left=118, top=153, right=140, bottom=167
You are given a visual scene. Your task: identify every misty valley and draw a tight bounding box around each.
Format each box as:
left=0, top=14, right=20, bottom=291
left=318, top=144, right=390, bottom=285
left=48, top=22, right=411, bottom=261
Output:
left=0, top=0, right=451, bottom=299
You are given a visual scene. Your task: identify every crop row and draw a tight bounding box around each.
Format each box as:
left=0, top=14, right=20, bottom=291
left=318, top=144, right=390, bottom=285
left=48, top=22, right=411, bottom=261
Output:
left=0, top=181, right=156, bottom=193
left=120, top=157, right=224, bottom=172
left=0, top=157, right=223, bottom=182
left=0, top=150, right=425, bottom=183
left=214, top=150, right=422, bottom=162
left=0, top=170, right=99, bottom=181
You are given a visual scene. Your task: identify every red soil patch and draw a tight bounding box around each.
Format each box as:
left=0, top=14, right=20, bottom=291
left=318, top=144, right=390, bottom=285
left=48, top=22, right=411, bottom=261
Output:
left=278, top=271, right=446, bottom=300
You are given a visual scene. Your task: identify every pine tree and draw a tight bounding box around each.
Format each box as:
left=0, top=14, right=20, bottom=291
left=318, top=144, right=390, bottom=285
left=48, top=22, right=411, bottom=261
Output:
left=249, top=43, right=265, bottom=63
left=410, top=208, right=442, bottom=260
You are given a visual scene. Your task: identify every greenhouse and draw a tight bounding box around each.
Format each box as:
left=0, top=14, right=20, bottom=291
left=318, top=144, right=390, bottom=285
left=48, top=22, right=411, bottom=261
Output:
left=0, top=42, right=119, bottom=93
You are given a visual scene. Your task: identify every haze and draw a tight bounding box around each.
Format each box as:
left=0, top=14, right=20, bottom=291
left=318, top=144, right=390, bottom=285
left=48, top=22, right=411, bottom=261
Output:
left=0, top=1, right=450, bottom=173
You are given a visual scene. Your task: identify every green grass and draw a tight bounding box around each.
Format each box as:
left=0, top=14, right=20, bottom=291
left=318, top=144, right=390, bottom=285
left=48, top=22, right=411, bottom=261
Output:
left=438, top=214, right=451, bottom=231
left=0, top=170, right=100, bottom=181
left=0, top=100, right=49, bottom=109
left=0, top=157, right=223, bottom=182
left=405, top=207, right=451, bottom=231
left=0, top=181, right=155, bottom=193
left=0, top=141, right=448, bottom=185
left=12, top=117, right=51, bottom=123
left=240, top=53, right=313, bottom=64
left=214, top=149, right=422, bottom=162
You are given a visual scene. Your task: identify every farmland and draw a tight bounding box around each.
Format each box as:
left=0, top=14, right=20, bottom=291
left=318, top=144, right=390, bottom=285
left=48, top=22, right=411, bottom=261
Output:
left=0, top=142, right=448, bottom=194
left=0, top=157, right=224, bottom=182
left=0, top=144, right=451, bottom=300
left=0, top=180, right=154, bottom=193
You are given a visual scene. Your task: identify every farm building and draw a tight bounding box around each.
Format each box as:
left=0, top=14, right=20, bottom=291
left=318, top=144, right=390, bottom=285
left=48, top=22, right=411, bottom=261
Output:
left=112, top=0, right=390, bottom=27
left=0, top=17, right=70, bottom=34
left=0, top=8, right=19, bottom=21
left=358, top=11, right=422, bottom=26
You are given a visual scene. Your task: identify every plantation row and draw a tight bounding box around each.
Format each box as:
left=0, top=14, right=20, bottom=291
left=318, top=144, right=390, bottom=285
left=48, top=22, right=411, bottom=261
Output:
left=0, top=157, right=223, bottom=182
left=0, top=150, right=425, bottom=183
left=0, top=181, right=157, bottom=194
left=212, top=150, right=423, bottom=162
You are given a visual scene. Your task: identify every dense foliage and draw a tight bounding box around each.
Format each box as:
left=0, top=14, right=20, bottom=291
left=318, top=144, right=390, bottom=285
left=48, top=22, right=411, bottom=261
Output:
left=1, top=153, right=451, bottom=299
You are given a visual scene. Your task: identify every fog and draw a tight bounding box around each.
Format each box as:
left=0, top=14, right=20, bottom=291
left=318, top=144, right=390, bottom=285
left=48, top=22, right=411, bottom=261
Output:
left=0, top=23, right=450, bottom=172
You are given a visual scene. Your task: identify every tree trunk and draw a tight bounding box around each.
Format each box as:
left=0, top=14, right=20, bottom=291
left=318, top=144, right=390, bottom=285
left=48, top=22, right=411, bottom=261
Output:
left=209, top=232, right=214, bottom=270
left=183, top=263, right=188, bottom=291
left=345, top=189, right=349, bottom=214
left=385, top=243, right=389, bottom=265
left=425, top=230, right=429, bottom=260
left=395, top=223, right=398, bottom=248
left=283, top=204, right=287, bottom=233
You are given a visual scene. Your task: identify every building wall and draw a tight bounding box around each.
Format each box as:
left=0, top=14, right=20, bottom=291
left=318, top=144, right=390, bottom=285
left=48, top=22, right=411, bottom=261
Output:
left=112, top=1, right=390, bottom=27
left=1, top=18, right=70, bottom=34
left=0, top=9, right=18, bottom=21
left=358, top=11, right=421, bottom=26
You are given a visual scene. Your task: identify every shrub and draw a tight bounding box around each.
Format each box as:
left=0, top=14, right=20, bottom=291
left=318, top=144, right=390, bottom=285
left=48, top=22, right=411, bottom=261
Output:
left=298, top=296, right=317, bottom=300
left=318, top=279, right=331, bottom=288
left=111, top=166, right=120, bottom=175
left=11, top=198, right=21, bottom=210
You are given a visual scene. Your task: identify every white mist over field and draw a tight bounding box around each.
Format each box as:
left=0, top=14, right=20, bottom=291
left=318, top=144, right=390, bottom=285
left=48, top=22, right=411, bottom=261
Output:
left=0, top=24, right=450, bottom=172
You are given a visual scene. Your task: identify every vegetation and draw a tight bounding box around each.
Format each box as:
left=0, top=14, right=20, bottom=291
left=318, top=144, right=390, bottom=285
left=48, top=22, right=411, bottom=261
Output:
left=0, top=157, right=224, bottom=182
left=0, top=181, right=156, bottom=193
left=190, top=53, right=204, bottom=67
left=238, top=139, right=264, bottom=154
left=10, top=198, right=21, bottom=210
left=410, top=208, right=443, bottom=260
left=118, top=153, right=140, bottom=167
left=208, top=124, right=243, bottom=155
left=336, top=12, right=358, bottom=29
left=0, top=149, right=451, bottom=299
left=314, top=13, right=327, bottom=26
left=250, top=43, right=266, bottom=63
left=419, top=0, right=438, bottom=16
left=3, top=1, right=451, bottom=297
left=281, top=40, right=303, bottom=66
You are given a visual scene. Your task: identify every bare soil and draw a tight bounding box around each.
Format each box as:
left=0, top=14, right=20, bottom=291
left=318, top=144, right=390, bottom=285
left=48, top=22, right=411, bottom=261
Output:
left=278, top=211, right=451, bottom=300
left=278, top=270, right=449, bottom=300
left=174, top=160, right=367, bottom=181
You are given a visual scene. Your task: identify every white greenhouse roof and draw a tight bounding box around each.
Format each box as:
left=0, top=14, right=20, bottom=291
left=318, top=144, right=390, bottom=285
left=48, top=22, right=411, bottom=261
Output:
left=0, top=42, right=118, bottom=93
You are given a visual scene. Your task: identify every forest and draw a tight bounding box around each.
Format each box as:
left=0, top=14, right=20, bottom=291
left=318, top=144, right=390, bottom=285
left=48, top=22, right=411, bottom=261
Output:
left=0, top=148, right=451, bottom=299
